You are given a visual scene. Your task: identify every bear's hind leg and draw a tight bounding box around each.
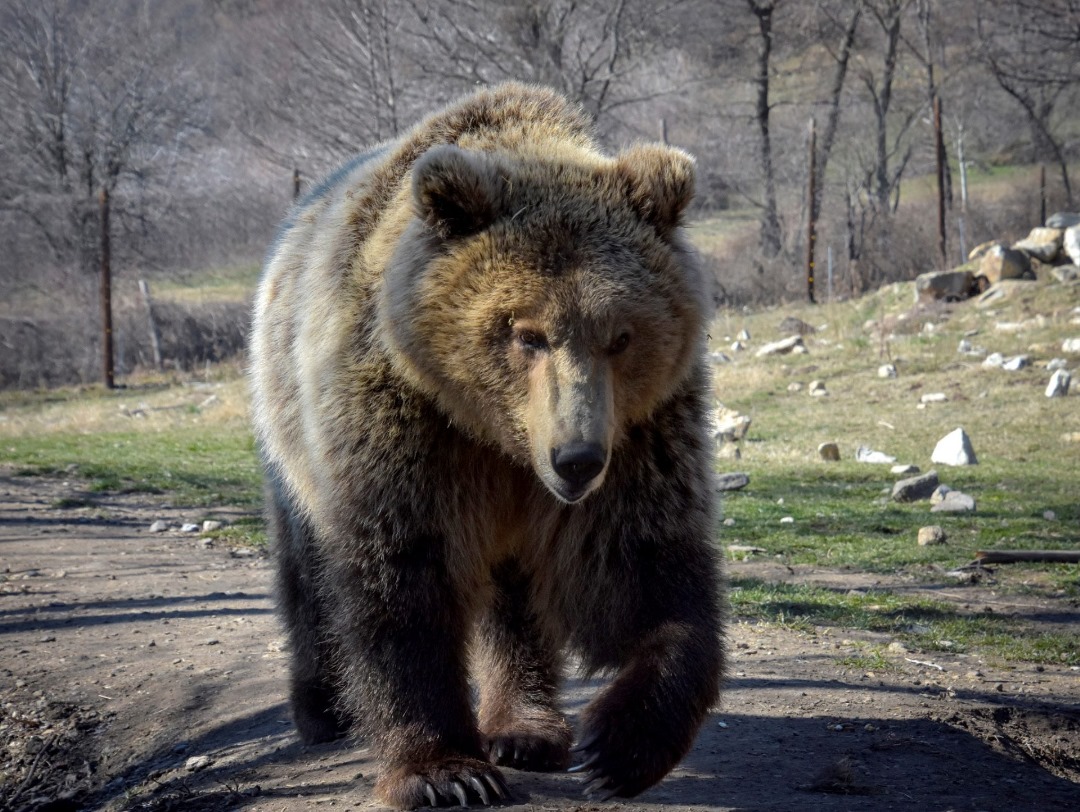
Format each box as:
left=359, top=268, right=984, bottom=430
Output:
left=268, top=479, right=351, bottom=744
left=476, top=560, right=572, bottom=772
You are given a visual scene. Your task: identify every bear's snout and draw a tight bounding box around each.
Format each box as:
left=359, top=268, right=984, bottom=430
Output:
left=550, top=441, right=606, bottom=492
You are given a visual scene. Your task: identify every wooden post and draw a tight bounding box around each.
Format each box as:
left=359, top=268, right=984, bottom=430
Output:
left=293, top=168, right=302, bottom=201
left=99, top=187, right=115, bottom=389
left=1039, top=164, right=1046, bottom=226
left=805, top=117, right=817, bottom=305
left=139, top=279, right=163, bottom=371
left=934, top=94, right=947, bottom=270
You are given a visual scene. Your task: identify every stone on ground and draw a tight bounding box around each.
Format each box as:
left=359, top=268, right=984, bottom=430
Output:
left=892, top=470, right=940, bottom=502
left=818, top=442, right=840, bottom=462
left=918, top=526, right=948, bottom=546
left=932, top=428, right=978, bottom=466
left=1046, top=369, right=1071, bottom=398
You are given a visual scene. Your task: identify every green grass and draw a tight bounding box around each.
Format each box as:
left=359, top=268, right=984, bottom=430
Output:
left=730, top=578, right=1080, bottom=666
left=0, top=377, right=261, bottom=508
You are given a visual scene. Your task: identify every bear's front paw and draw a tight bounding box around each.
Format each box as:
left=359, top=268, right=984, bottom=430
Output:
left=485, top=731, right=570, bottom=772
left=567, top=719, right=681, bottom=801
left=376, top=757, right=510, bottom=809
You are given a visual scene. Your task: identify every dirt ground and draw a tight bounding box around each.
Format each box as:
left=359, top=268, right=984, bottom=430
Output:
left=2, top=470, right=1078, bottom=812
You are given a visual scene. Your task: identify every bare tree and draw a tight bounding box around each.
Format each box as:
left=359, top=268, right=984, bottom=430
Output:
left=407, top=0, right=695, bottom=134
left=0, top=0, right=205, bottom=384
left=975, top=0, right=1079, bottom=204
left=729, top=0, right=785, bottom=262
left=244, top=0, right=414, bottom=168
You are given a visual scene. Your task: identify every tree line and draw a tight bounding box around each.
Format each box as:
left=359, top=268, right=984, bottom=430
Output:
left=1, top=0, right=1077, bottom=386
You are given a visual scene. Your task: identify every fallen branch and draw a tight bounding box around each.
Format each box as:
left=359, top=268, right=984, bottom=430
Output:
left=974, top=550, right=1080, bottom=565
left=905, top=657, right=945, bottom=671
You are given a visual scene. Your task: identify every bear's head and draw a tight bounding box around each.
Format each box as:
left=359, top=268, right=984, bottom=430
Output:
left=380, top=143, right=707, bottom=504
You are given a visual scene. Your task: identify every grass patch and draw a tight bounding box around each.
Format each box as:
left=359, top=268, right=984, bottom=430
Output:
left=729, top=578, right=1080, bottom=666
left=0, top=375, right=260, bottom=507
left=204, top=515, right=268, bottom=550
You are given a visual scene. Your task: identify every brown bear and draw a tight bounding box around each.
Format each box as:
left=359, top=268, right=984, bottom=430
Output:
left=249, top=82, right=723, bottom=809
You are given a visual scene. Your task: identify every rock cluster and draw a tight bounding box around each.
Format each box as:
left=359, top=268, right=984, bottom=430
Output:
left=915, top=211, right=1080, bottom=305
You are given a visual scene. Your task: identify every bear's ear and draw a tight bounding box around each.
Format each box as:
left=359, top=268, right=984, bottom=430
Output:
left=614, top=144, right=696, bottom=239
left=412, top=145, right=505, bottom=239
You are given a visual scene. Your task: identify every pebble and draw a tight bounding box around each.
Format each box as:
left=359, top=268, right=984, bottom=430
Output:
left=1063, top=338, right=1080, bottom=354
left=983, top=352, right=1005, bottom=368
left=891, top=464, right=920, bottom=475
left=715, top=472, right=750, bottom=492
left=202, top=520, right=223, bottom=532
left=818, top=442, right=840, bottom=462
left=855, top=446, right=896, bottom=464
left=809, top=379, right=828, bottom=396
left=780, top=516, right=794, bottom=524
left=149, top=520, right=169, bottom=533
left=1001, top=355, right=1030, bottom=371
left=920, top=392, right=948, bottom=404
left=1044, top=510, right=1057, bottom=521
left=723, top=517, right=736, bottom=527
left=1047, top=358, right=1069, bottom=371
left=878, top=364, right=898, bottom=378
left=180, top=523, right=200, bottom=533
left=918, top=526, right=948, bottom=546
left=787, top=382, right=804, bottom=392
left=185, top=755, right=213, bottom=772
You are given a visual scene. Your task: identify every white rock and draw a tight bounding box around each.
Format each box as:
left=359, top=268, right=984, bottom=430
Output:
left=780, top=516, right=794, bottom=524
left=756, top=335, right=805, bottom=357
left=714, top=407, right=752, bottom=441
left=737, top=328, right=751, bottom=342
left=1001, top=355, right=1030, bottom=371
left=1065, top=225, right=1080, bottom=266
left=180, top=523, right=200, bottom=533
left=710, top=351, right=732, bottom=364
left=931, top=491, right=977, bottom=513
left=891, top=464, right=920, bottom=475
left=1047, top=358, right=1069, bottom=371
left=1047, top=212, right=1080, bottom=229
left=1046, top=369, right=1071, bottom=398
left=1063, top=338, right=1080, bottom=354
left=202, top=520, right=223, bottom=532
left=878, top=364, right=898, bottom=379
left=983, top=353, right=1005, bottom=368
left=855, top=446, right=896, bottom=464
left=730, top=341, right=745, bottom=352
left=787, top=382, right=804, bottom=392
left=920, top=392, right=948, bottom=404
left=931, top=428, right=978, bottom=466
left=149, top=520, right=169, bottom=533
left=185, top=755, right=213, bottom=772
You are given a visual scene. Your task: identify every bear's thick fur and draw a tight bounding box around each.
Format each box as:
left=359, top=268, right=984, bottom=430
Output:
left=250, top=83, right=723, bottom=809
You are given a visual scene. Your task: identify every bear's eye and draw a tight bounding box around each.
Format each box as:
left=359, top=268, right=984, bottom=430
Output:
left=516, top=330, right=548, bottom=351
left=608, top=332, right=631, bottom=355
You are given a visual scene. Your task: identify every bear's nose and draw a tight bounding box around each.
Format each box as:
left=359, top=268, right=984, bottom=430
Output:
left=551, top=442, right=606, bottom=488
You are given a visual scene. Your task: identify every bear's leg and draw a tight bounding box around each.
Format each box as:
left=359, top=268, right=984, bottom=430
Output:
left=475, top=560, right=572, bottom=772
left=267, top=480, right=351, bottom=744
left=325, top=545, right=509, bottom=809
left=570, top=541, right=722, bottom=800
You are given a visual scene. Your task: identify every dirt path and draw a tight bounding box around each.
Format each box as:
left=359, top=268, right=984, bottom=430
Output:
left=2, top=471, right=1079, bottom=811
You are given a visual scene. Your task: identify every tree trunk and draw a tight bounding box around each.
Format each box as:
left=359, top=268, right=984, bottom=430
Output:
left=750, top=1, right=782, bottom=259
left=99, top=187, right=114, bottom=389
